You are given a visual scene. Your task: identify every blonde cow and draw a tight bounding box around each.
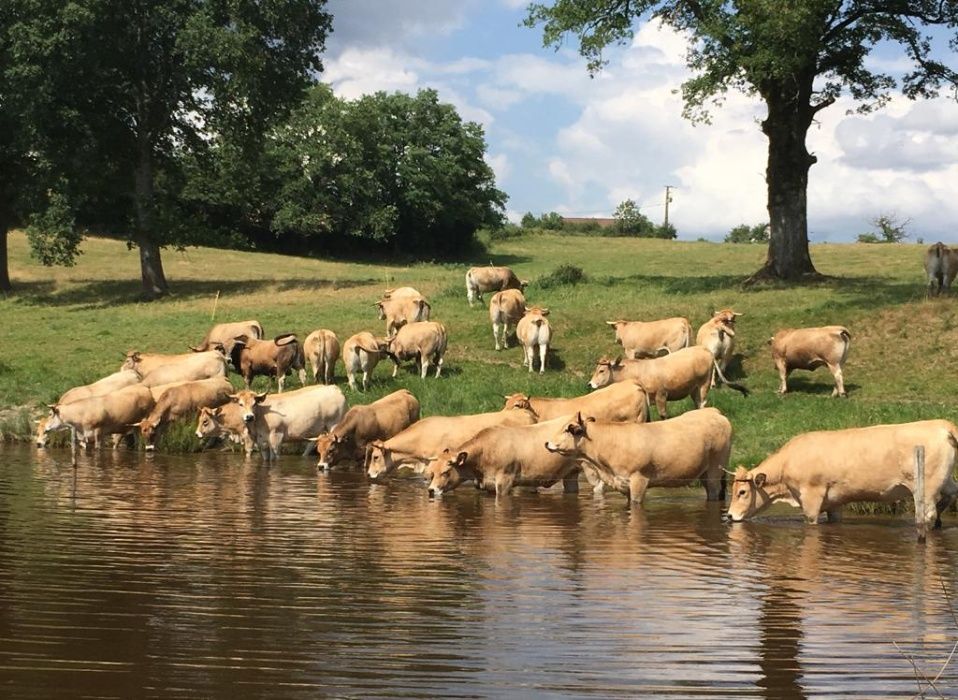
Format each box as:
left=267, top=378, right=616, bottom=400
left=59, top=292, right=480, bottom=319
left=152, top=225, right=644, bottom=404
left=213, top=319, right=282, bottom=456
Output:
left=375, top=287, right=430, bottom=338
left=195, top=403, right=256, bottom=457
left=696, top=309, right=741, bottom=386
left=465, top=265, right=526, bottom=306
left=135, top=377, right=234, bottom=450
left=770, top=326, right=850, bottom=397
left=385, top=321, right=447, bottom=379
left=502, top=381, right=648, bottom=424
left=726, top=421, right=958, bottom=529
left=304, top=329, right=340, bottom=384
left=489, top=288, right=526, bottom=351
left=342, top=331, right=390, bottom=391
left=516, top=306, right=551, bottom=374
left=138, top=350, right=229, bottom=387
left=605, top=317, right=692, bottom=359
left=545, top=408, right=732, bottom=504
left=190, top=320, right=263, bottom=354
left=35, top=369, right=141, bottom=448
left=924, top=242, right=958, bottom=297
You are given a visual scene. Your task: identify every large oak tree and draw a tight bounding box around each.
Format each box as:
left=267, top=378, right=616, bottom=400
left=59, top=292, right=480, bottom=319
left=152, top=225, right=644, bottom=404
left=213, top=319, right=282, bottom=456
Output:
left=525, top=1, right=958, bottom=280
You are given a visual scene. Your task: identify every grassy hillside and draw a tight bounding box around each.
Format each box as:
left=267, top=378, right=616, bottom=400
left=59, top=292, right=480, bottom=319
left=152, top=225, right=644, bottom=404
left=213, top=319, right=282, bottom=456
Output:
left=2, top=230, right=956, bottom=467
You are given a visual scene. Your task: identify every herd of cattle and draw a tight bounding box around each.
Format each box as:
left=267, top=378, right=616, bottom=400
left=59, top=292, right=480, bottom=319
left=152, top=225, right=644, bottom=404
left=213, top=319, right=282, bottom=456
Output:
left=32, top=259, right=958, bottom=531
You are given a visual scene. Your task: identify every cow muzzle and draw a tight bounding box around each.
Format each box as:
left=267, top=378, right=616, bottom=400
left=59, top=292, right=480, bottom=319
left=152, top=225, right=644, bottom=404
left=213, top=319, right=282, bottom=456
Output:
left=428, top=487, right=443, bottom=498
left=145, top=444, right=155, bottom=452
left=317, top=461, right=330, bottom=471
left=242, top=413, right=255, bottom=423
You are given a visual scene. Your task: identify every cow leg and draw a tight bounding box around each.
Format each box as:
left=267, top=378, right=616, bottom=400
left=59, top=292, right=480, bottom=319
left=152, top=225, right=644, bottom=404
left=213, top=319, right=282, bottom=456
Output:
left=654, top=390, right=669, bottom=420
left=495, top=473, right=515, bottom=498
left=828, top=363, right=847, bottom=398
left=298, top=367, right=307, bottom=386
left=693, top=382, right=708, bottom=409
left=111, top=433, right=124, bottom=450
left=562, top=472, right=579, bottom=494
left=347, top=371, right=357, bottom=391
left=775, top=358, right=789, bottom=394
left=420, top=353, right=430, bottom=380
left=538, top=343, right=547, bottom=374
left=325, top=361, right=334, bottom=385
left=628, top=473, right=650, bottom=504
left=703, top=466, right=724, bottom=501
left=525, top=345, right=534, bottom=372
left=392, top=357, right=400, bottom=378
left=582, top=466, right=605, bottom=495
left=826, top=506, right=843, bottom=523
left=800, top=490, right=825, bottom=524
left=277, top=373, right=286, bottom=393
left=434, top=353, right=443, bottom=378
left=362, top=369, right=370, bottom=392
left=70, top=426, right=78, bottom=467
left=268, top=432, right=283, bottom=462
left=493, top=322, right=502, bottom=351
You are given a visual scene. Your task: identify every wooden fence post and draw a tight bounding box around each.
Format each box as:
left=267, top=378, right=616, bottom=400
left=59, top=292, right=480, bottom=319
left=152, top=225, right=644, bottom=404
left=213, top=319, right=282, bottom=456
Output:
left=914, top=445, right=926, bottom=543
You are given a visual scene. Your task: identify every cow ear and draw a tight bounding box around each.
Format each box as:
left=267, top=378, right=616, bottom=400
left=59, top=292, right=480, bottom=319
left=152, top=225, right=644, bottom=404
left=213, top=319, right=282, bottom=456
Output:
left=539, top=308, right=550, bottom=316
left=612, top=357, right=622, bottom=368
left=605, top=321, right=617, bottom=326
left=211, top=407, right=222, bottom=417
left=733, top=311, right=743, bottom=317
left=228, top=393, right=239, bottom=400
left=753, top=473, right=767, bottom=488
left=455, top=451, right=468, bottom=466
left=48, top=405, right=59, bottom=415
left=585, top=415, right=597, bottom=423
left=188, top=345, right=201, bottom=352
left=254, top=392, right=268, bottom=403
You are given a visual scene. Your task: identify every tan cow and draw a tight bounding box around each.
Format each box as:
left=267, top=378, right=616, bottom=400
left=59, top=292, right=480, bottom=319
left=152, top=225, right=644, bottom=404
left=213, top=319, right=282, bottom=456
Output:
left=696, top=309, right=741, bottom=386
left=365, top=407, right=538, bottom=479
left=121, top=350, right=200, bottom=376
left=465, top=265, right=526, bottom=306
left=58, top=369, right=142, bottom=405
left=229, top=385, right=347, bottom=460
left=425, top=416, right=582, bottom=497
left=725, top=421, right=958, bottom=528
left=342, top=331, right=390, bottom=391
left=135, top=377, right=233, bottom=450
left=516, top=306, right=551, bottom=373
left=385, top=321, right=447, bottom=379
left=924, top=242, right=958, bottom=297
left=41, top=385, right=156, bottom=464
left=230, top=333, right=306, bottom=392
left=489, top=288, right=526, bottom=351
left=770, top=326, right=850, bottom=397
left=375, top=289, right=431, bottom=338
left=588, top=347, right=748, bottom=419
left=138, top=350, right=229, bottom=388
left=190, top=320, right=263, bottom=354
left=605, top=317, right=692, bottom=359
left=502, top=381, right=648, bottom=423
left=313, top=389, right=420, bottom=470
left=194, top=403, right=255, bottom=457
left=304, top=329, right=340, bottom=384
left=544, top=408, right=732, bottom=503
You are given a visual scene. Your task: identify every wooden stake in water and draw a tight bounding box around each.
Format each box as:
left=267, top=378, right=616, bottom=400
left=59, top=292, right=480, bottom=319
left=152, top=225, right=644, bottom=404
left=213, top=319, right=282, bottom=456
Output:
left=914, top=445, right=926, bottom=543
left=211, top=290, right=220, bottom=322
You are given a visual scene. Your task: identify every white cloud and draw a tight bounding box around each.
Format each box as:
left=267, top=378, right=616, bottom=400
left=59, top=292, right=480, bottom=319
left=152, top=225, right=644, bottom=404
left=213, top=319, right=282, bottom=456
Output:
left=324, top=47, right=421, bottom=99
left=486, top=153, right=511, bottom=182
left=326, top=0, right=478, bottom=50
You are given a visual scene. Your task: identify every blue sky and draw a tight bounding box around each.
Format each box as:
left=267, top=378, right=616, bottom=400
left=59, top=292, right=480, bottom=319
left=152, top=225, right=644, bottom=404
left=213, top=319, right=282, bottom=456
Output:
left=324, top=1, right=958, bottom=241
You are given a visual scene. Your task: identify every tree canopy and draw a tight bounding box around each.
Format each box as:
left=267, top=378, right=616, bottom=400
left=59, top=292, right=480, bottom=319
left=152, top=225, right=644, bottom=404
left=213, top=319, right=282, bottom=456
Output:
left=525, top=1, right=958, bottom=280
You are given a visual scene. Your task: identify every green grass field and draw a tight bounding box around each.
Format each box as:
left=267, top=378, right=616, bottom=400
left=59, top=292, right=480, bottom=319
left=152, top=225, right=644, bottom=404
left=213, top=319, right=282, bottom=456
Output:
left=2, top=229, right=956, bottom=468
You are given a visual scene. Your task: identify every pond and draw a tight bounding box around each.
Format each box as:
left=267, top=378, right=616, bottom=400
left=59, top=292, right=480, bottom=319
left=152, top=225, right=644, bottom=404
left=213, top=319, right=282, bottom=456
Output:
left=1, top=445, right=956, bottom=698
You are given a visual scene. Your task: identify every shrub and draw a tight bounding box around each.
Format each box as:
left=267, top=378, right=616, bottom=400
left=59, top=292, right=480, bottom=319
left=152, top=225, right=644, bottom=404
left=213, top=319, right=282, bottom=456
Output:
left=724, top=222, right=769, bottom=243
left=537, top=264, right=586, bottom=289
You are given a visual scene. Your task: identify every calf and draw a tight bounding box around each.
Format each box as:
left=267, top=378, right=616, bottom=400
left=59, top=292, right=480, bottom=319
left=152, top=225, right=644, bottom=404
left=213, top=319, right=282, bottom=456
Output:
left=230, top=333, right=306, bottom=392
left=190, top=320, right=263, bottom=354
left=304, top=329, right=340, bottom=384
left=194, top=403, right=255, bottom=457
left=516, top=306, right=551, bottom=373
left=588, top=347, right=748, bottom=419
left=385, top=321, right=447, bottom=379
left=924, top=242, right=958, bottom=297
left=545, top=408, right=732, bottom=504
left=342, top=331, right=390, bottom=391
left=605, top=317, right=692, bottom=359
left=426, top=417, right=583, bottom=497
left=466, top=265, right=526, bottom=306
left=135, top=377, right=233, bottom=450
left=502, top=381, right=648, bottom=423
left=725, top=420, right=958, bottom=529
left=313, top=389, right=420, bottom=470
left=42, top=385, right=156, bottom=465
left=229, top=385, right=347, bottom=461
left=139, top=350, right=229, bottom=387
left=375, top=290, right=430, bottom=338
left=696, top=309, right=740, bottom=386
left=770, top=326, right=850, bottom=397
left=489, top=288, right=526, bottom=351
left=365, top=407, right=538, bottom=478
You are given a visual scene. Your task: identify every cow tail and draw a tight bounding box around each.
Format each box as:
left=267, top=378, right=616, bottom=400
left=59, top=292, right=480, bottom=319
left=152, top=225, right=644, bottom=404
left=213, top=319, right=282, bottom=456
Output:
left=295, top=338, right=306, bottom=371
left=712, top=360, right=749, bottom=397
left=838, top=329, right=851, bottom=365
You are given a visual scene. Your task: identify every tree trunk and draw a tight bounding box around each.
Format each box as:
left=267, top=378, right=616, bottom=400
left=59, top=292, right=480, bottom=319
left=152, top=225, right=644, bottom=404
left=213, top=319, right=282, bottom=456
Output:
left=0, top=225, right=10, bottom=293
left=752, top=87, right=820, bottom=282
left=134, top=134, right=168, bottom=299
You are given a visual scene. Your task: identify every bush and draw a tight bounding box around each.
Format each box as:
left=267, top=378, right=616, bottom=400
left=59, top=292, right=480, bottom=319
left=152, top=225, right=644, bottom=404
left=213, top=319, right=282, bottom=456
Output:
left=536, top=264, right=587, bottom=289
left=856, top=232, right=881, bottom=244
left=486, top=223, right=527, bottom=241
left=613, top=199, right=655, bottom=236
left=725, top=222, right=769, bottom=243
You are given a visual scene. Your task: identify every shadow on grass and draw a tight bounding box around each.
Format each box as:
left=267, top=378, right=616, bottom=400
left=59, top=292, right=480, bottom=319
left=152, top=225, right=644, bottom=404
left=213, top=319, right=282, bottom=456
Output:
left=784, top=377, right=862, bottom=396
left=9, top=276, right=380, bottom=309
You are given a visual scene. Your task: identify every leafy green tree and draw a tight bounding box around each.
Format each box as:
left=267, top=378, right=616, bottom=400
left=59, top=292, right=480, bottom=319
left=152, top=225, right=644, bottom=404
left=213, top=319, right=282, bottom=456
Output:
left=521, top=212, right=539, bottom=229
left=538, top=212, right=565, bottom=230
left=525, top=1, right=958, bottom=281
left=613, top=199, right=655, bottom=236
left=725, top=222, right=770, bottom=244
left=269, top=87, right=506, bottom=256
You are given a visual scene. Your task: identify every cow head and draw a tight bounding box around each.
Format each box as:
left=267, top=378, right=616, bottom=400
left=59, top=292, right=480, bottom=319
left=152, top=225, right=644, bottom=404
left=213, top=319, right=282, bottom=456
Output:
left=229, top=390, right=267, bottom=423
left=588, top=357, right=621, bottom=390
left=35, top=416, right=52, bottom=447
left=374, top=301, right=387, bottom=321
left=544, top=412, right=588, bottom=456
left=605, top=320, right=626, bottom=344
left=43, top=405, right=64, bottom=433
left=313, top=432, right=351, bottom=471
left=502, top=393, right=534, bottom=414
left=416, top=299, right=431, bottom=321
left=519, top=280, right=529, bottom=291
left=121, top=351, right=141, bottom=371
left=365, top=441, right=395, bottom=479
left=724, top=466, right=770, bottom=522
left=426, top=449, right=469, bottom=497
left=195, top=406, right=223, bottom=439
left=135, top=418, right=161, bottom=450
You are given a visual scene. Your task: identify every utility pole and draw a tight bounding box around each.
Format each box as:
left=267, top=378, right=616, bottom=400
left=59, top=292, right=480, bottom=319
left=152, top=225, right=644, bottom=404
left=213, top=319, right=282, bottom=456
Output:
left=663, top=185, right=675, bottom=229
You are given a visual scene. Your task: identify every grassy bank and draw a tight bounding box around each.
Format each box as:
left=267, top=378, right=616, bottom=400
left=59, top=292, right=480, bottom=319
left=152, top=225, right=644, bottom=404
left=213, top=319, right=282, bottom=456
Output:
left=2, top=230, right=956, bottom=467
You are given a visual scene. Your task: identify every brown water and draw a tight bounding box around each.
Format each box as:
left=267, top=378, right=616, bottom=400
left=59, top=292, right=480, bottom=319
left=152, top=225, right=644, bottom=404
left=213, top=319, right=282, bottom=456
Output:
left=1, top=445, right=957, bottom=698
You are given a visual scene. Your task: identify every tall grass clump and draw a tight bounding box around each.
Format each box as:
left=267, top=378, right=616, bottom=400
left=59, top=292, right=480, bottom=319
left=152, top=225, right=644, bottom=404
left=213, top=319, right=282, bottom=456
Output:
left=536, top=264, right=587, bottom=289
